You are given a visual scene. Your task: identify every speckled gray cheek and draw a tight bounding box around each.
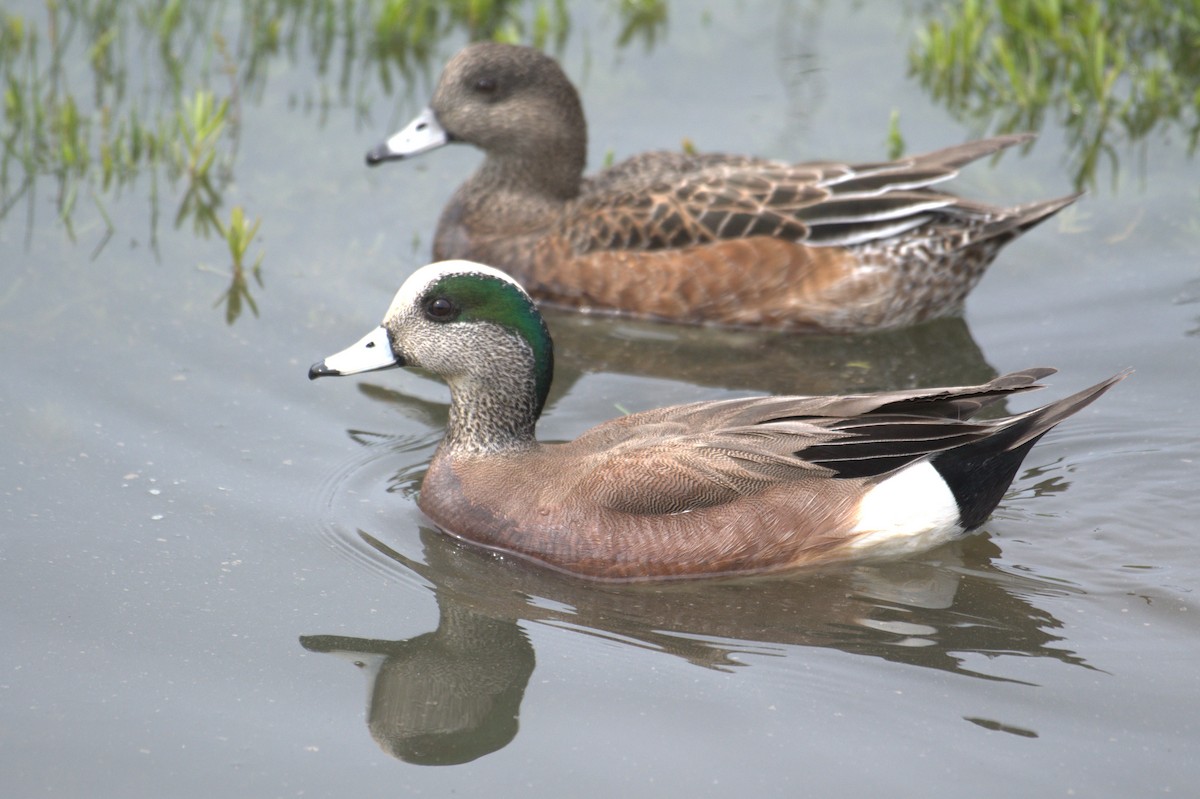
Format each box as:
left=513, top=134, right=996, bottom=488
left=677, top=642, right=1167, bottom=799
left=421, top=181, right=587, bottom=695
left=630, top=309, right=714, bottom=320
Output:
left=384, top=308, right=427, bottom=369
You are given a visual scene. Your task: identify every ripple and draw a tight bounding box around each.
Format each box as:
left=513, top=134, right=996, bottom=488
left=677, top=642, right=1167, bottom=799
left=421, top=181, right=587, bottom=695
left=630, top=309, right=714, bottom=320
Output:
left=310, top=427, right=443, bottom=590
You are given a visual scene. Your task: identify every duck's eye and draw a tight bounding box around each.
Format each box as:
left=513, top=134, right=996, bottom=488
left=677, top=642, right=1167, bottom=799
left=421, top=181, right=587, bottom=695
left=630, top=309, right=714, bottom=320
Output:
left=424, top=296, right=458, bottom=322
left=473, top=76, right=498, bottom=95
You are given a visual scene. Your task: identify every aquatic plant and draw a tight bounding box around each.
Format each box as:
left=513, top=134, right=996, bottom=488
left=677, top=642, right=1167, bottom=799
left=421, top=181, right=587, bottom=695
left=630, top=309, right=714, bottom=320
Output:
left=211, top=204, right=265, bottom=325
left=0, top=3, right=240, bottom=246
left=911, top=0, right=1200, bottom=188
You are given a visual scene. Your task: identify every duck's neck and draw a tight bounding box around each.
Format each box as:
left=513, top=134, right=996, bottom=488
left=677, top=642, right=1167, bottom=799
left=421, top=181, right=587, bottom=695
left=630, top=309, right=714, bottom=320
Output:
left=440, top=154, right=583, bottom=256
left=439, top=339, right=548, bottom=457
left=444, top=103, right=586, bottom=246
left=473, top=145, right=585, bottom=205
left=442, top=376, right=540, bottom=456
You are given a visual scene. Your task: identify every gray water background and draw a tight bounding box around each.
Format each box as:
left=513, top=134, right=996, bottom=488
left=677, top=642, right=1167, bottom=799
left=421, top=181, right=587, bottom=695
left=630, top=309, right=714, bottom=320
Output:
left=3, top=1, right=1199, bottom=795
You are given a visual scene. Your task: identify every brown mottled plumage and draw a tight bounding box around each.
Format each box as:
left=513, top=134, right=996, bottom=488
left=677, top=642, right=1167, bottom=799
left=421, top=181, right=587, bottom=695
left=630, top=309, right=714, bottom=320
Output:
left=310, top=261, right=1124, bottom=581
left=366, top=42, right=1078, bottom=332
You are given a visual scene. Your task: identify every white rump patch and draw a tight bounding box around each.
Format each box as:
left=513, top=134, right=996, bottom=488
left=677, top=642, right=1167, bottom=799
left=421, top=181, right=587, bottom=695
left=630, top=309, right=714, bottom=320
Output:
left=849, top=461, right=962, bottom=557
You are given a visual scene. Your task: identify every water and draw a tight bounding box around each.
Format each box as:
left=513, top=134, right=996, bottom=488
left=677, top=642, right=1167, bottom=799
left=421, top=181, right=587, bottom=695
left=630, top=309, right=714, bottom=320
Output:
left=3, top=2, right=1199, bottom=796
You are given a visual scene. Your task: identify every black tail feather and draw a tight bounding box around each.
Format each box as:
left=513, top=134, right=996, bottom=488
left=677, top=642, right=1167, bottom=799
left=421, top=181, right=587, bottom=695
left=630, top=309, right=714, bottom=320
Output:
left=931, top=371, right=1128, bottom=530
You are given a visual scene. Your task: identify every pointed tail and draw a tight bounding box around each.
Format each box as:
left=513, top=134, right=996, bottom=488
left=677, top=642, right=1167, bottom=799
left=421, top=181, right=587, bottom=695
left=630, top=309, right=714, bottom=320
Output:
left=932, top=370, right=1128, bottom=530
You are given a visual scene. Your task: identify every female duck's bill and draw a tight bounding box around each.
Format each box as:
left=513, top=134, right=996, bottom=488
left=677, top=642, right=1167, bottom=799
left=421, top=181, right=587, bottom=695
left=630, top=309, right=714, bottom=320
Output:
left=310, top=260, right=1125, bottom=581
left=359, top=42, right=1080, bottom=333
left=365, top=108, right=449, bottom=165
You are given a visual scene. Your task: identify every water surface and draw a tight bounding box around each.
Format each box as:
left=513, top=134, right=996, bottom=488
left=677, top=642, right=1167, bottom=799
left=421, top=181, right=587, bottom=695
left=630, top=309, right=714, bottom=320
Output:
left=3, top=2, right=1199, bottom=796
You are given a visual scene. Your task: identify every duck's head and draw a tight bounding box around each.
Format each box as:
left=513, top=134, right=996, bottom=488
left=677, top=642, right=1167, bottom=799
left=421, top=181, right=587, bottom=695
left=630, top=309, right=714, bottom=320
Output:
left=311, top=261, right=554, bottom=443
left=365, top=43, right=586, bottom=195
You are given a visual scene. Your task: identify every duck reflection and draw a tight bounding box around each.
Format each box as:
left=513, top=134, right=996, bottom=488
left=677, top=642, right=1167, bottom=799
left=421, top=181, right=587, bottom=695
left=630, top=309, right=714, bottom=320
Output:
left=301, top=603, right=534, bottom=766
left=300, top=522, right=1089, bottom=765
left=543, top=310, right=998, bottom=397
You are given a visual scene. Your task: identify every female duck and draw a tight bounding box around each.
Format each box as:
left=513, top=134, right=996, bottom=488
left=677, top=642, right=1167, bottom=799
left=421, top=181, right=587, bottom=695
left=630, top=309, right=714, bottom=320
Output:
left=310, top=260, right=1122, bottom=581
left=366, top=42, right=1077, bottom=332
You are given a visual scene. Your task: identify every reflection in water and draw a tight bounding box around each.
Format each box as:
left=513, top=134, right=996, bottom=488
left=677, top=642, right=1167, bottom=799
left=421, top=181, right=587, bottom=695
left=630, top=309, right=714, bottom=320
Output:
left=1175, top=277, right=1200, bottom=338
left=301, top=605, right=534, bottom=766
left=546, top=310, right=997, bottom=397
left=301, top=523, right=1091, bottom=765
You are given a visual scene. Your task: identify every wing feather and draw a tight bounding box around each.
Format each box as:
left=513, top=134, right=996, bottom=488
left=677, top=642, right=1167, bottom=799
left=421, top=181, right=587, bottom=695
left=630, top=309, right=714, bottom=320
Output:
left=564, top=370, right=1056, bottom=515
left=563, top=137, right=1033, bottom=255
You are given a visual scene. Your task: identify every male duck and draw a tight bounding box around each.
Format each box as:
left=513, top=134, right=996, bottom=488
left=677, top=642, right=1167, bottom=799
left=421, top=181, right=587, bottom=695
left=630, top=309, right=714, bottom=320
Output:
left=311, top=260, right=1123, bottom=581
left=365, top=42, right=1078, bottom=332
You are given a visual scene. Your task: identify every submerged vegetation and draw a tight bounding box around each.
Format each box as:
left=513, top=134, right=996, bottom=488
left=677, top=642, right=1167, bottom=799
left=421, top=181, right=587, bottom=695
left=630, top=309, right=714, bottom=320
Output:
left=911, top=0, right=1200, bottom=189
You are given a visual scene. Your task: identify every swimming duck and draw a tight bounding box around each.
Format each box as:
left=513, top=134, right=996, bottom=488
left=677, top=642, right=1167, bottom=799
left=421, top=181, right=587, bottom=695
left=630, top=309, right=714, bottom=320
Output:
left=310, top=260, right=1123, bottom=581
left=365, top=42, right=1078, bottom=332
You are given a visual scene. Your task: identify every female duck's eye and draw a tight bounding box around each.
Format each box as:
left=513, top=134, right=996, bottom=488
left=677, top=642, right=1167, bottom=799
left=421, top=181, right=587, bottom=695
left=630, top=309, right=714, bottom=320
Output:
left=425, top=296, right=458, bottom=321
left=473, top=76, right=498, bottom=95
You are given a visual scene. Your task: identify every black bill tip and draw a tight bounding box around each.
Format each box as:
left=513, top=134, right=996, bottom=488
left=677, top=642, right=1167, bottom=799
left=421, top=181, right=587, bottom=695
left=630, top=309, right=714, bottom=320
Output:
left=365, top=144, right=397, bottom=166
left=308, top=361, right=339, bottom=380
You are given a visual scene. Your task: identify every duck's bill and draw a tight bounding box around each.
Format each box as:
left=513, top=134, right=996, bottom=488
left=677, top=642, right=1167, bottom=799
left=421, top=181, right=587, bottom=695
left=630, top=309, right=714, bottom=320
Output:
left=365, top=107, right=449, bottom=165
left=309, top=326, right=402, bottom=380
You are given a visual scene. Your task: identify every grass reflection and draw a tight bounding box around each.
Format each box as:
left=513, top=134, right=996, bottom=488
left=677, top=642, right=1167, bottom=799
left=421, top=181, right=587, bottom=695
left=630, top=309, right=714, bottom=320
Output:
left=911, top=0, right=1200, bottom=189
